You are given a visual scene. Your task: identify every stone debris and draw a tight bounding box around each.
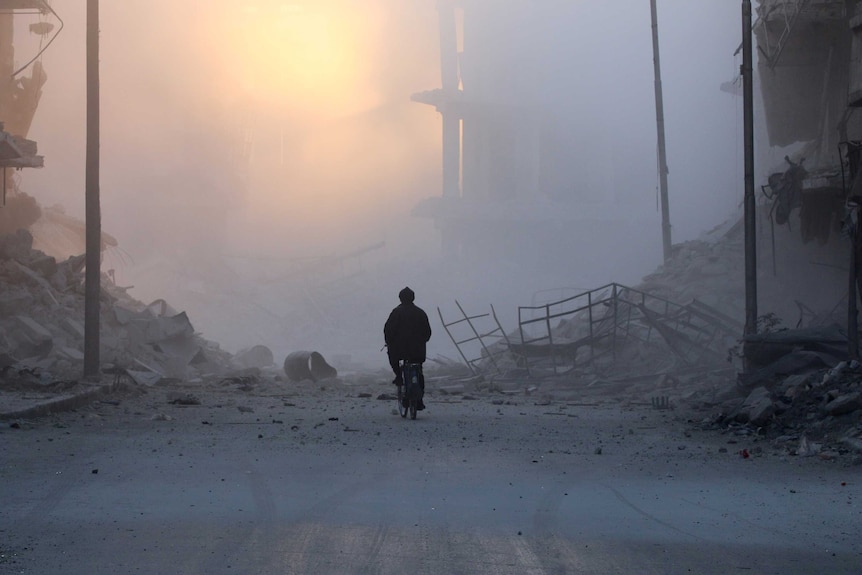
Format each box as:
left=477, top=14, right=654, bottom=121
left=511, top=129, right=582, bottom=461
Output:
left=450, top=214, right=862, bottom=462
left=0, top=228, right=236, bottom=386
left=234, top=345, right=275, bottom=369
left=283, top=350, right=338, bottom=382
left=166, top=392, right=201, bottom=406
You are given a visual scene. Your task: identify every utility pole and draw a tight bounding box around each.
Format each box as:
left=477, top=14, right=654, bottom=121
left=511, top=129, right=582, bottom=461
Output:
left=742, top=0, right=758, bottom=338
left=84, top=0, right=101, bottom=377
left=650, top=0, right=671, bottom=262
left=849, top=208, right=859, bottom=359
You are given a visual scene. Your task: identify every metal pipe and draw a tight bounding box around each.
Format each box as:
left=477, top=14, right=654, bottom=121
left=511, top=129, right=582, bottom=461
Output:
left=742, top=0, right=758, bottom=338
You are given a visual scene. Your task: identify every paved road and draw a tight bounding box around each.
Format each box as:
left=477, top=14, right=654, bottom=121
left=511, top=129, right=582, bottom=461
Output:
left=1, top=385, right=860, bottom=574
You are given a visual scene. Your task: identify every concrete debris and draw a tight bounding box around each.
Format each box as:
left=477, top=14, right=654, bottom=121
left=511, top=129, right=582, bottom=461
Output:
left=700, top=359, right=862, bottom=457
left=0, top=229, right=236, bottom=387
left=824, top=392, right=862, bottom=416
left=166, top=392, right=201, bottom=405
left=743, top=325, right=847, bottom=371
left=446, top=214, right=862, bottom=461
left=125, top=369, right=163, bottom=387
left=732, top=386, right=775, bottom=426
left=738, top=349, right=832, bottom=389
left=235, top=345, right=275, bottom=369
left=283, top=351, right=338, bottom=382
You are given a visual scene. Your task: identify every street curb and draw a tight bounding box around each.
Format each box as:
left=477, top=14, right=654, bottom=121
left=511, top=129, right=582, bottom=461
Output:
left=0, top=383, right=116, bottom=421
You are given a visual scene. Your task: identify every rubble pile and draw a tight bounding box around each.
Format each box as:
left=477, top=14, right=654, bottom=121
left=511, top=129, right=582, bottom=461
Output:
left=0, top=228, right=235, bottom=387
left=636, top=221, right=744, bottom=320
left=466, top=214, right=862, bottom=459
left=493, top=224, right=747, bottom=385
left=704, top=361, right=862, bottom=460
left=632, top=222, right=862, bottom=457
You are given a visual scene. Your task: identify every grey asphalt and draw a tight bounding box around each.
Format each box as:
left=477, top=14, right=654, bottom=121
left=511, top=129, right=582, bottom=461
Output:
left=1, top=384, right=860, bottom=574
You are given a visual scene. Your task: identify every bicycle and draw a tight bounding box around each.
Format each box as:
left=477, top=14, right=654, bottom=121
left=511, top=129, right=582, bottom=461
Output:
left=397, top=361, right=422, bottom=420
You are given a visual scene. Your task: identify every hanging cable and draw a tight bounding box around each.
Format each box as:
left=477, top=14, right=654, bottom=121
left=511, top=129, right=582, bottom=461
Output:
left=11, top=2, right=64, bottom=78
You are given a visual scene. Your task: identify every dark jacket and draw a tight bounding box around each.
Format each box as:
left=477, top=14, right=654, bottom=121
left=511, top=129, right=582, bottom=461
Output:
left=384, top=302, right=432, bottom=362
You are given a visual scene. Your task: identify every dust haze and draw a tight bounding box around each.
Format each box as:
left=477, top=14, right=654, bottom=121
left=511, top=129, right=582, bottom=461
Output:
left=19, top=1, right=743, bottom=368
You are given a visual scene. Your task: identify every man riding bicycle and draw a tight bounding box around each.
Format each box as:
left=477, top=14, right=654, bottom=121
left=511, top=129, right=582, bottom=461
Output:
left=384, top=286, right=432, bottom=410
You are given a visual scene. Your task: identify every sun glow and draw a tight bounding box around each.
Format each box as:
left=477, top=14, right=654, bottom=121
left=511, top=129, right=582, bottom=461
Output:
left=181, top=0, right=442, bottom=248
left=215, top=1, right=383, bottom=119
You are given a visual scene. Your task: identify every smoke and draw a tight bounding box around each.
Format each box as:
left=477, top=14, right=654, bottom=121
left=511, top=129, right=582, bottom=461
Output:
left=19, top=1, right=744, bottom=367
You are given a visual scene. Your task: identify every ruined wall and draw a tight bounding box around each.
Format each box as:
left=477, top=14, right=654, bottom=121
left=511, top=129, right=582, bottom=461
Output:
left=755, top=1, right=851, bottom=155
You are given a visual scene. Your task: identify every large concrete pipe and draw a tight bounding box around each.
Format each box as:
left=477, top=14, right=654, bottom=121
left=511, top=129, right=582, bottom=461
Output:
left=283, top=351, right=337, bottom=382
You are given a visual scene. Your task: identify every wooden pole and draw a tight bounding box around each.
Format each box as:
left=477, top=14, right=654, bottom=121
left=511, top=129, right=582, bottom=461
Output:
left=650, top=0, right=672, bottom=262
left=84, top=0, right=101, bottom=377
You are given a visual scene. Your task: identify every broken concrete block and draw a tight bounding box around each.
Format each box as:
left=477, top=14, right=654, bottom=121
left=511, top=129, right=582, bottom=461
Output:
left=145, top=298, right=177, bottom=318
left=153, top=337, right=203, bottom=379
left=60, top=317, right=85, bottom=340
left=25, top=251, right=57, bottom=278
left=14, top=315, right=52, bottom=342
left=125, top=369, right=162, bottom=386
left=235, top=345, right=274, bottom=369
left=56, top=346, right=84, bottom=362
left=777, top=373, right=810, bottom=398
left=153, top=337, right=202, bottom=363
left=0, top=228, right=33, bottom=261
left=734, top=386, right=775, bottom=426
left=0, top=350, right=16, bottom=367
left=0, top=288, right=32, bottom=315
left=144, top=312, right=194, bottom=343
left=99, top=333, right=122, bottom=354
left=824, top=392, right=862, bottom=416
left=12, top=335, right=52, bottom=360
left=112, top=305, right=140, bottom=326
left=12, top=259, right=57, bottom=300
left=284, top=351, right=337, bottom=382
left=49, top=268, right=68, bottom=292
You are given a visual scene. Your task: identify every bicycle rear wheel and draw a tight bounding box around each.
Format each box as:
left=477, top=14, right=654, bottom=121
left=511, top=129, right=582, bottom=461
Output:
left=397, top=385, right=407, bottom=418
left=409, top=398, right=417, bottom=420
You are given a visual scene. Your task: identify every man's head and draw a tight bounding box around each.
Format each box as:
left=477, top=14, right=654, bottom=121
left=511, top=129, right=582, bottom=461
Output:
left=399, top=286, right=415, bottom=303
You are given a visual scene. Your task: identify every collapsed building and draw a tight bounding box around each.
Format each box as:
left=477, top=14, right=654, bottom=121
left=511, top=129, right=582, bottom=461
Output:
left=753, top=0, right=862, bottom=314
left=430, top=0, right=862, bottom=456
left=411, top=1, right=657, bottom=279
left=0, top=1, right=47, bottom=235
left=0, top=2, right=251, bottom=385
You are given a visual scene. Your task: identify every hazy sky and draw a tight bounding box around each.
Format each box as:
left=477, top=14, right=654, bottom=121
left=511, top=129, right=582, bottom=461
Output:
left=11, top=1, right=751, bottom=360
left=20, top=0, right=746, bottom=245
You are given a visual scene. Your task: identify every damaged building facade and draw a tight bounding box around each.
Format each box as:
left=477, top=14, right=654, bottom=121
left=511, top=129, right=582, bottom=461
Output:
left=411, top=1, right=658, bottom=279
left=0, top=1, right=47, bottom=234
left=753, top=0, right=862, bottom=331
left=429, top=1, right=862, bottom=445
left=0, top=2, right=246, bottom=385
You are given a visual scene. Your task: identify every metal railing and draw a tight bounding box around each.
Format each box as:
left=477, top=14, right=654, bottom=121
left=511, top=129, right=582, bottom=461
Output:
left=515, top=283, right=743, bottom=376
left=438, top=301, right=512, bottom=376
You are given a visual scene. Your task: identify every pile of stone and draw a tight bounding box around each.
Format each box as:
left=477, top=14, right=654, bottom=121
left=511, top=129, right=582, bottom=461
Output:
left=636, top=219, right=745, bottom=322
left=493, top=222, right=747, bottom=384
left=631, top=219, right=862, bottom=458
left=0, top=228, right=235, bottom=386
left=700, top=360, right=862, bottom=460
left=482, top=212, right=862, bottom=458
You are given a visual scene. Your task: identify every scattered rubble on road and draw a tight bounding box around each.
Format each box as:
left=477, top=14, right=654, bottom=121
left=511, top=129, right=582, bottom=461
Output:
left=437, top=218, right=862, bottom=463
left=1, top=212, right=860, bottom=465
